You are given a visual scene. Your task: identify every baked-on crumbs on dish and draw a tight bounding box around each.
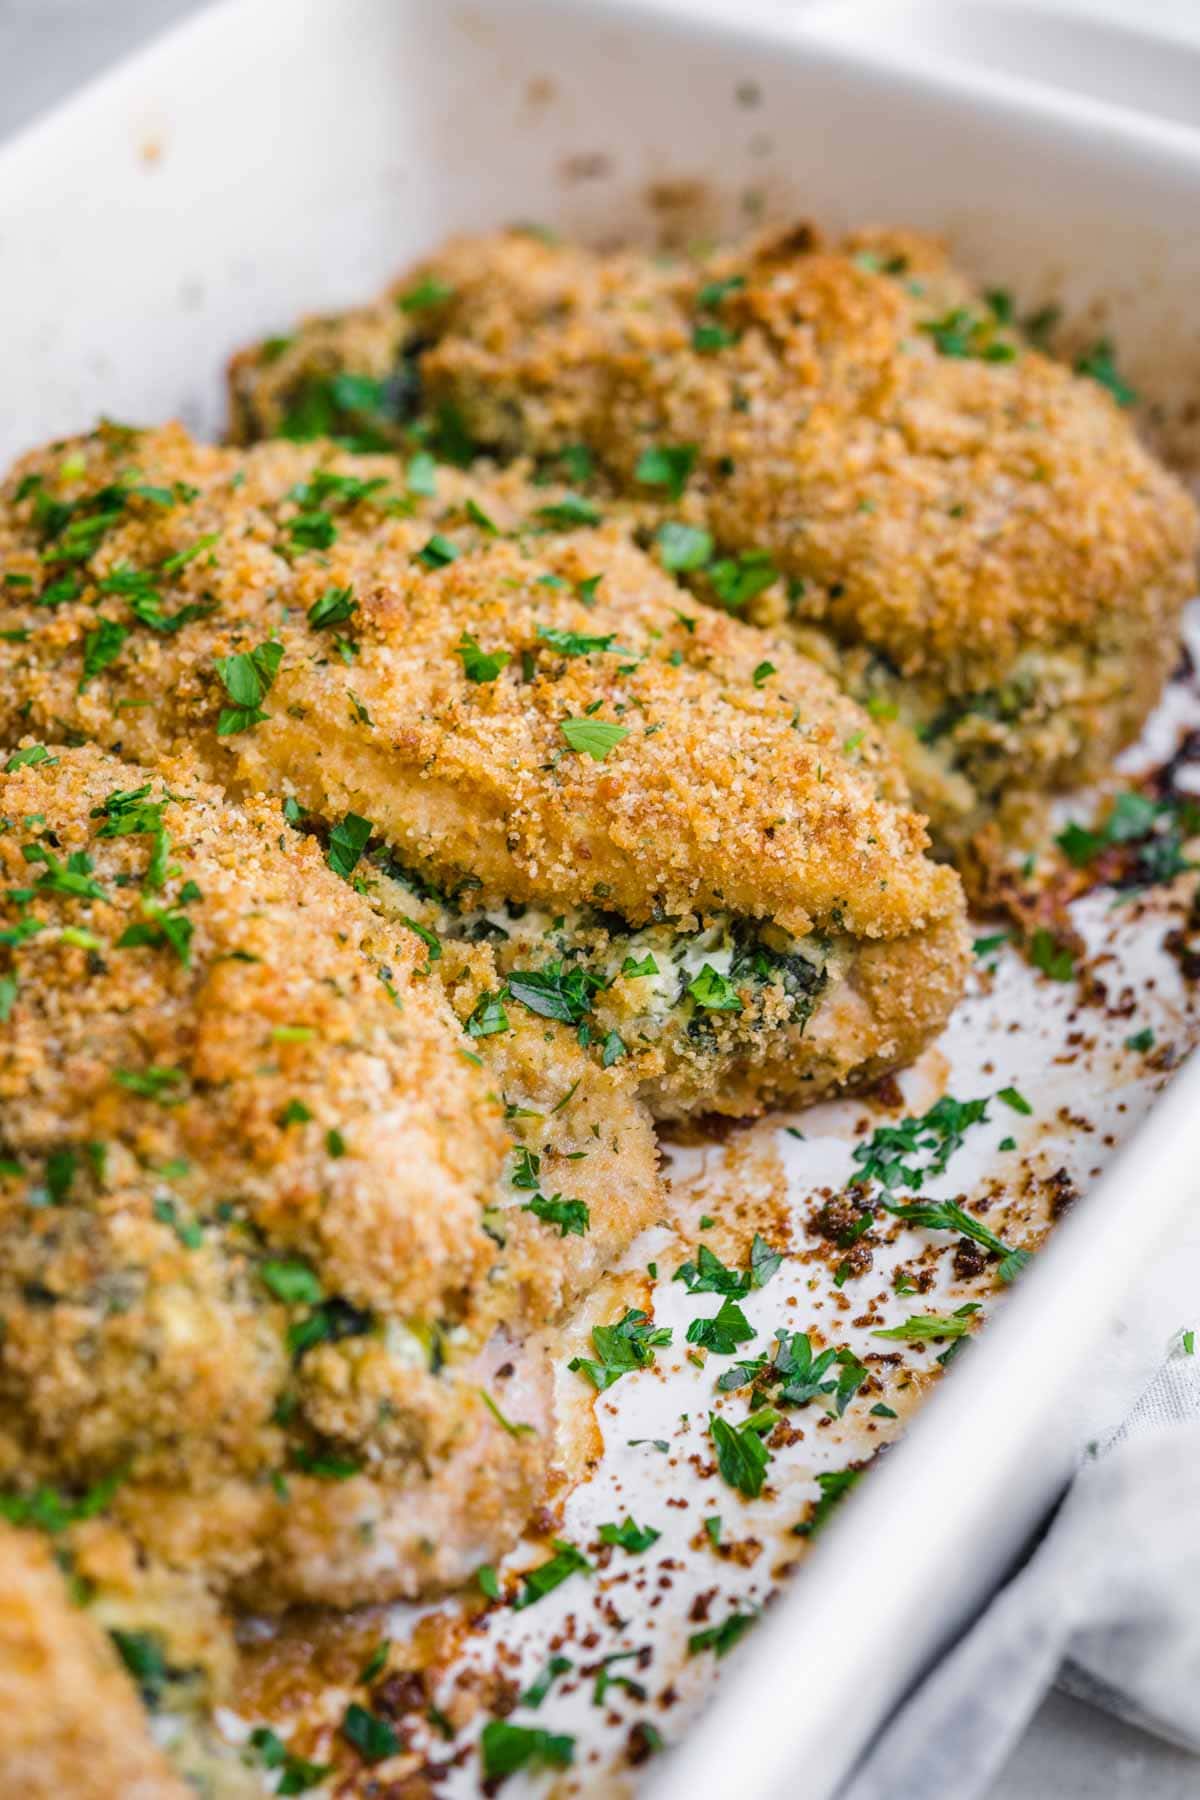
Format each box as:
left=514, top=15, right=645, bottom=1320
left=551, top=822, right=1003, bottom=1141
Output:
left=0, top=423, right=967, bottom=1121
left=228, top=223, right=1198, bottom=874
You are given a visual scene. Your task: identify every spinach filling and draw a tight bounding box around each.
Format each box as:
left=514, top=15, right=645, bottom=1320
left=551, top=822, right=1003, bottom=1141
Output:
left=370, top=858, right=832, bottom=1059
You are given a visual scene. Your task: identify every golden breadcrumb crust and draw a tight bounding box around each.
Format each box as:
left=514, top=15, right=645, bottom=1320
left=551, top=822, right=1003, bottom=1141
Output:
left=0, top=1523, right=186, bottom=1800
left=0, top=424, right=966, bottom=1117
left=0, top=423, right=959, bottom=943
left=0, top=746, right=566, bottom=1612
left=228, top=223, right=1197, bottom=829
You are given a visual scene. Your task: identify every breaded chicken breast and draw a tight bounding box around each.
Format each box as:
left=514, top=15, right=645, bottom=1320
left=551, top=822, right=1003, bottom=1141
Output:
left=0, top=1523, right=187, bottom=1799
left=228, top=225, right=1198, bottom=860
left=0, top=1516, right=261, bottom=1797
left=0, top=424, right=967, bottom=1119
left=0, top=745, right=659, bottom=1611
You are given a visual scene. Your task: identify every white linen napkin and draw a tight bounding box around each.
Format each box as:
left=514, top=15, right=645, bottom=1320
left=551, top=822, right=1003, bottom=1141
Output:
left=839, top=1331, right=1200, bottom=1800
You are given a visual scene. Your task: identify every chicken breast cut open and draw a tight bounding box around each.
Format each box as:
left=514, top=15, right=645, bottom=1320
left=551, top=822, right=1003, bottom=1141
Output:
left=0, top=745, right=662, bottom=1616
left=227, top=224, right=1198, bottom=874
left=0, top=424, right=968, bottom=1120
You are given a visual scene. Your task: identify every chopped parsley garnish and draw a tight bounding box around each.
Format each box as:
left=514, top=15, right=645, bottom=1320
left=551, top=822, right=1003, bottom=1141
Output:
left=919, top=306, right=1017, bottom=362
left=514, top=1539, right=592, bottom=1610
left=4, top=743, right=56, bottom=772
left=557, top=444, right=594, bottom=486
left=0, top=1468, right=123, bottom=1535
left=1126, top=1027, right=1155, bottom=1053
left=455, top=630, right=511, bottom=683
left=465, top=495, right=499, bottom=533
left=260, top=1258, right=324, bottom=1306
left=285, top=1294, right=372, bottom=1360
left=559, top=717, right=629, bottom=760
left=506, top=959, right=605, bottom=1025
left=152, top=1196, right=202, bottom=1248
left=696, top=274, right=746, bottom=311
left=480, top=1719, right=575, bottom=1783
left=1074, top=338, right=1136, bottom=407
left=289, top=509, right=337, bottom=550
left=340, top=1702, right=400, bottom=1764
left=79, top=618, right=128, bottom=688
left=752, top=661, right=776, bottom=688
left=707, top=548, right=778, bottom=611
left=110, top=1629, right=170, bottom=1706
left=536, top=625, right=616, bottom=657
left=687, top=963, right=743, bottom=1012
left=621, top=952, right=658, bottom=977
left=118, top=888, right=196, bottom=965
left=686, top=1296, right=754, bottom=1355
left=569, top=1308, right=671, bottom=1391
left=327, top=811, right=373, bottom=879
left=873, top=1301, right=981, bottom=1342
left=591, top=1650, right=646, bottom=1705
left=718, top=1329, right=866, bottom=1416
left=88, top=784, right=164, bottom=838
left=794, top=1465, right=863, bottom=1537
left=882, top=1198, right=1030, bottom=1283
left=214, top=640, right=283, bottom=734
left=598, top=1517, right=660, bottom=1553
left=406, top=450, right=438, bottom=496
left=674, top=1233, right=781, bottom=1297
left=520, top=1655, right=573, bottom=1708
left=113, top=1064, right=185, bottom=1102
left=1029, top=928, right=1075, bottom=982
left=476, top=1564, right=501, bottom=1600
left=1056, top=789, right=1196, bottom=889
left=656, top=520, right=714, bottom=571
left=536, top=494, right=602, bottom=529
left=247, top=1727, right=330, bottom=1794
left=851, top=1094, right=990, bottom=1190
left=417, top=532, right=460, bottom=568
left=997, top=1085, right=1032, bottom=1115
left=466, top=990, right=510, bottom=1037
left=24, top=842, right=107, bottom=902
left=290, top=1446, right=361, bottom=1481
left=522, top=1192, right=590, bottom=1236
left=693, top=320, right=738, bottom=352
left=479, top=1389, right=537, bottom=1439
left=510, top=1146, right=541, bottom=1190
left=397, top=276, right=455, bottom=313
left=398, top=915, right=441, bottom=964
left=688, top=1606, right=758, bottom=1657
left=709, top=1407, right=777, bottom=1498
left=307, top=584, right=357, bottom=630
left=635, top=443, right=697, bottom=501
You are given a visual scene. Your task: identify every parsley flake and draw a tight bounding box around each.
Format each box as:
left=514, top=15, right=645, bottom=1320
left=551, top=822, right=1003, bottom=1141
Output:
left=559, top=717, right=629, bottom=760
left=214, top=640, right=283, bottom=734
left=569, top=1308, right=671, bottom=1391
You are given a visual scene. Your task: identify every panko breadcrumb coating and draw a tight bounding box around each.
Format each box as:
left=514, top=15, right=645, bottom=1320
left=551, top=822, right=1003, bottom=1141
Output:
left=228, top=224, right=1198, bottom=861
left=0, top=745, right=664, bottom=1617
left=0, top=1523, right=188, bottom=1799
left=0, top=423, right=967, bottom=1119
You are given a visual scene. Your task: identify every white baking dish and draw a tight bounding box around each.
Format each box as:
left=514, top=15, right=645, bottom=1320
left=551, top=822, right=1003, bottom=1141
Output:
left=2, top=3, right=1199, bottom=1796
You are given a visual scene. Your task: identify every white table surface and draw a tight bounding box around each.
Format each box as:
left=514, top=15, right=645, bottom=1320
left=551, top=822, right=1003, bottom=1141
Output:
left=2, top=3, right=1197, bottom=1797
